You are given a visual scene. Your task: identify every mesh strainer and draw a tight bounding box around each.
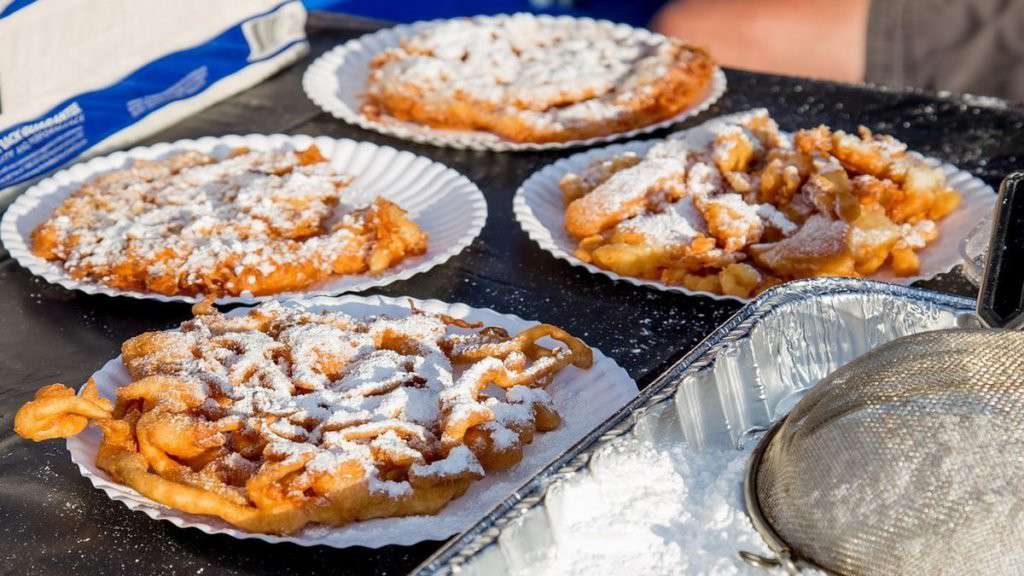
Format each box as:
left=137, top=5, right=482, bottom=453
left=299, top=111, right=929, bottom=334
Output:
left=741, top=172, right=1024, bottom=575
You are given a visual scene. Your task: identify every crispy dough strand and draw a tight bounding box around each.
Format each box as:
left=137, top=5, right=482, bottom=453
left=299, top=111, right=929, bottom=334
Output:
left=29, top=146, right=428, bottom=298
left=407, top=299, right=485, bottom=330
left=560, top=110, right=962, bottom=297
left=12, top=302, right=594, bottom=535
left=14, top=381, right=113, bottom=441
left=449, top=323, right=593, bottom=369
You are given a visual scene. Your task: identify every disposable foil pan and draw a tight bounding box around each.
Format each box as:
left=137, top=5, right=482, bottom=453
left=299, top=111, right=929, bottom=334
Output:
left=412, top=278, right=978, bottom=575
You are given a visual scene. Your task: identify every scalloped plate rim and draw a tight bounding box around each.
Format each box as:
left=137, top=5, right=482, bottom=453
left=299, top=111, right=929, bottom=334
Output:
left=513, top=116, right=998, bottom=302
left=64, top=293, right=639, bottom=548
left=0, top=134, right=488, bottom=304
left=301, top=13, right=727, bottom=152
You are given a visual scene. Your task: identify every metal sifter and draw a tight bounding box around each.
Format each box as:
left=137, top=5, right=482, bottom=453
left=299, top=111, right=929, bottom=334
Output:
left=741, top=172, right=1024, bottom=575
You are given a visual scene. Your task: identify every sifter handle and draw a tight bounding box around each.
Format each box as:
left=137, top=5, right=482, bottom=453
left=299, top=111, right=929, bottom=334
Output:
left=978, top=172, right=1024, bottom=328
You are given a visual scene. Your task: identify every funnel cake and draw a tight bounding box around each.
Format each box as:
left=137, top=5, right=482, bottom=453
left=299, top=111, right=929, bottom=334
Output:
left=363, top=15, right=716, bottom=143
left=14, top=300, right=593, bottom=535
left=561, top=110, right=962, bottom=298
left=30, top=145, right=428, bottom=297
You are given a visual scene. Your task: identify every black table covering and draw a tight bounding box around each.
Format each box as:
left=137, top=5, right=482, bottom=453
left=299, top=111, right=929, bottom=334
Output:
left=0, top=13, right=1017, bottom=576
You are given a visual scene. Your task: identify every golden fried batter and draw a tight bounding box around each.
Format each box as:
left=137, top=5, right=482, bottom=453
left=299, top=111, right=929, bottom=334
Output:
left=14, top=301, right=594, bottom=535
left=31, top=146, right=428, bottom=297
left=363, top=15, right=717, bottom=143
left=560, top=109, right=963, bottom=298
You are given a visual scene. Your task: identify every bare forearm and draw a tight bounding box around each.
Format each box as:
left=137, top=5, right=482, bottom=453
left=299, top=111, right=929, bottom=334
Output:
left=652, top=0, right=869, bottom=82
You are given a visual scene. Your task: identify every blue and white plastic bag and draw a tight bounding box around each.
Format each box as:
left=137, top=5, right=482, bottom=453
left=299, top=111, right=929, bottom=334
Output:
left=0, top=0, right=308, bottom=200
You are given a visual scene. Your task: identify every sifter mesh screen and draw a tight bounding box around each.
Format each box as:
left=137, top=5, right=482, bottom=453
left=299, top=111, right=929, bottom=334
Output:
left=750, top=328, right=1024, bottom=576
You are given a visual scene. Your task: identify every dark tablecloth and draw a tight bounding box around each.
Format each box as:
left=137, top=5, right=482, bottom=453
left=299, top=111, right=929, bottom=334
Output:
left=0, top=12, right=1017, bottom=576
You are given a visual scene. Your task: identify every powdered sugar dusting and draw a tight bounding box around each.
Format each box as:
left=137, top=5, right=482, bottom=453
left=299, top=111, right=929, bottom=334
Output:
left=585, top=157, right=687, bottom=214
left=124, top=299, right=592, bottom=506
left=617, top=196, right=705, bottom=248
left=67, top=296, right=639, bottom=548
left=366, top=14, right=707, bottom=134
left=411, top=446, right=484, bottom=479
left=517, top=438, right=770, bottom=575
left=756, top=204, right=797, bottom=236
left=898, top=220, right=938, bottom=249
left=701, top=193, right=763, bottom=245
left=32, top=147, right=426, bottom=297
left=114, top=298, right=613, bottom=529
left=557, top=107, right=969, bottom=297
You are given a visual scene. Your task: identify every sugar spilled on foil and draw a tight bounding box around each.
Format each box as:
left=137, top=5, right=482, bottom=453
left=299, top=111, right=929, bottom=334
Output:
left=514, top=437, right=775, bottom=576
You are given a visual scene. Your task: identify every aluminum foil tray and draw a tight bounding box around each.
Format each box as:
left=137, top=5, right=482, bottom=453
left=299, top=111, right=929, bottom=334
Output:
left=413, top=278, right=978, bottom=576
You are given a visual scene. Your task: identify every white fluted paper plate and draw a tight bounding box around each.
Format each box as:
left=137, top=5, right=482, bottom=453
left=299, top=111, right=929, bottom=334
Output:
left=301, top=13, right=727, bottom=151
left=66, top=294, right=638, bottom=548
left=514, top=113, right=997, bottom=302
left=0, top=135, right=487, bottom=304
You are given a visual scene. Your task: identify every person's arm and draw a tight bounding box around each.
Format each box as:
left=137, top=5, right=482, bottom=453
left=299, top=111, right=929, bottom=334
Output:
left=655, top=0, right=1024, bottom=101
left=652, top=0, right=870, bottom=82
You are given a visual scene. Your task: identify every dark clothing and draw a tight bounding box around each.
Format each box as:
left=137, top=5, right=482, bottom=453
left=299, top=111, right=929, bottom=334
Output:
left=307, top=0, right=666, bottom=28
left=868, top=0, right=1024, bottom=101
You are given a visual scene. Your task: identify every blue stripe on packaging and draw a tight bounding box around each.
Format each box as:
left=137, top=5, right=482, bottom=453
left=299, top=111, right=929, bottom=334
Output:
left=0, top=0, right=37, bottom=20
left=0, top=0, right=306, bottom=188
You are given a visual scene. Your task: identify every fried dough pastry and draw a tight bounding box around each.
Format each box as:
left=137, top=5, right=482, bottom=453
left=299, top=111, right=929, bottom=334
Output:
left=363, top=15, right=716, bottom=143
left=31, top=146, right=428, bottom=297
left=561, top=109, right=963, bottom=297
left=14, top=301, right=593, bottom=535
